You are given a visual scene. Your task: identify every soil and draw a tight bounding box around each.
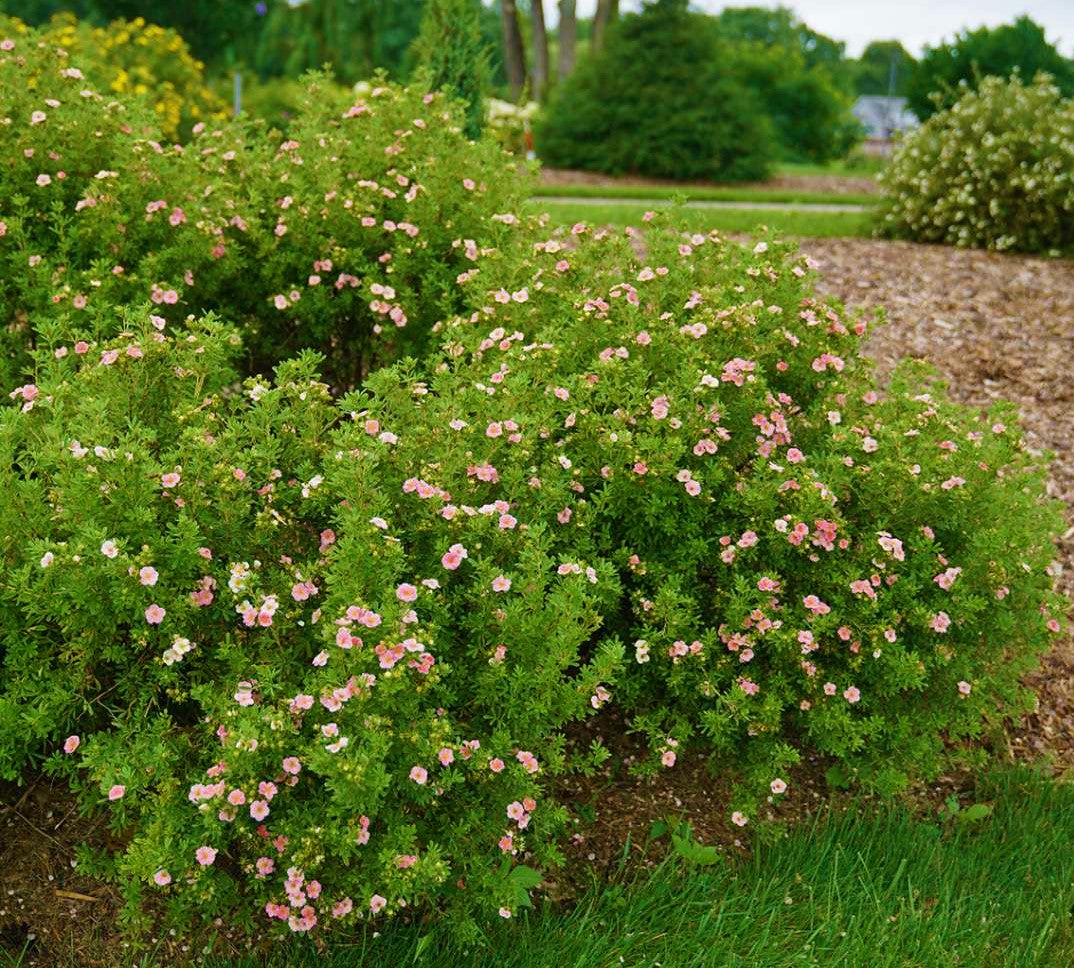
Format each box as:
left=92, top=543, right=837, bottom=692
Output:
left=3, top=237, right=1072, bottom=966
left=538, top=166, right=881, bottom=197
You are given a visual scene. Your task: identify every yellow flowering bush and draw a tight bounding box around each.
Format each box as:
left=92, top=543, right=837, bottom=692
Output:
left=0, top=13, right=226, bottom=140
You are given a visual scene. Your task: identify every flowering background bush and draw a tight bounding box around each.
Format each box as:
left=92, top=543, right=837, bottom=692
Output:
left=130, top=73, right=527, bottom=388
left=0, top=14, right=226, bottom=140
left=0, top=29, right=528, bottom=393
left=877, top=73, right=1074, bottom=254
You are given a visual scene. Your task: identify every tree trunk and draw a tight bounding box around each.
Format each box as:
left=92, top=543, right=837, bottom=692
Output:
left=501, top=0, right=527, bottom=100
left=557, top=0, right=576, bottom=79
left=592, top=0, right=619, bottom=51
left=531, top=0, right=550, bottom=100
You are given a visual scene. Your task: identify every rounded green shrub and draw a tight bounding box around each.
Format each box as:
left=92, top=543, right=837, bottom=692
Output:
left=1, top=309, right=619, bottom=939
left=877, top=73, right=1074, bottom=253
left=1, top=213, right=1064, bottom=943
left=135, top=73, right=526, bottom=388
left=357, top=213, right=1065, bottom=809
left=534, top=0, right=776, bottom=182
left=0, top=26, right=163, bottom=392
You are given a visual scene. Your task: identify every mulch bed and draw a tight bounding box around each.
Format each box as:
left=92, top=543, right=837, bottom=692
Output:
left=3, top=238, right=1072, bottom=965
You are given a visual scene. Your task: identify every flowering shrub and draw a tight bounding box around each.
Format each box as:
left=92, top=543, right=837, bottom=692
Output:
left=0, top=27, right=162, bottom=393
left=352, top=213, right=1065, bottom=815
left=0, top=309, right=620, bottom=939
left=132, top=73, right=527, bottom=388
left=878, top=74, right=1074, bottom=254
left=0, top=14, right=227, bottom=140
left=0, top=42, right=528, bottom=392
left=0, top=205, right=1064, bottom=941
left=486, top=98, right=538, bottom=156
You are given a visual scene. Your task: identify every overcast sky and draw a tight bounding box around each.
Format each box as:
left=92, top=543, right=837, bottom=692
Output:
left=552, top=1, right=1074, bottom=57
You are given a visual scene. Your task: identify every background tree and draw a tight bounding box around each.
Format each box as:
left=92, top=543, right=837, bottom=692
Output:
left=411, top=0, right=488, bottom=138
left=558, top=0, right=577, bottom=79
left=253, top=0, right=424, bottom=83
left=536, top=0, right=776, bottom=182
left=854, top=40, right=916, bottom=97
left=727, top=40, right=859, bottom=162
left=906, top=15, right=1074, bottom=119
left=591, top=0, right=619, bottom=52
left=500, top=0, right=527, bottom=98
left=713, top=4, right=852, bottom=88
left=530, top=0, right=549, bottom=99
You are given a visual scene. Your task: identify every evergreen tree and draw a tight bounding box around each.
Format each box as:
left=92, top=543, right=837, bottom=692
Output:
left=411, top=0, right=489, bottom=139
left=536, top=0, right=775, bottom=182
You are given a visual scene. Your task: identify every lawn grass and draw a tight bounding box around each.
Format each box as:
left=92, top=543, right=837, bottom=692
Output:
left=777, top=157, right=886, bottom=177
left=525, top=200, right=875, bottom=239
left=191, top=765, right=1074, bottom=968
left=531, top=183, right=878, bottom=207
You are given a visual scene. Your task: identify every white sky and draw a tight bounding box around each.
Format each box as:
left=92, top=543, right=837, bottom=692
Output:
left=550, top=1, right=1074, bottom=57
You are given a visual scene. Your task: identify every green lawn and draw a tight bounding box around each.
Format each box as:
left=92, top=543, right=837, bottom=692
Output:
left=525, top=200, right=875, bottom=239
left=777, top=158, right=886, bottom=177
left=186, top=766, right=1074, bottom=968
left=531, top=183, right=878, bottom=207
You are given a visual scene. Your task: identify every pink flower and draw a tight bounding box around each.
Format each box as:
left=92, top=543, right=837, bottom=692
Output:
left=161, top=472, right=181, bottom=488
left=370, top=894, right=387, bottom=914
left=958, top=680, right=972, bottom=696
left=491, top=575, right=512, bottom=592
left=63, top=735, right=80, bottom=754
left=489, top=758, right=505, bottom=773
left=108, top=784, right=126, bottom=801
left=282, top=757, right=302, bottom=775
left=843, top=686, right=861, bottom=703
left=101, top=540, right=119, bottom=559
left=661, top=750, right=676, bottom=767
left=823, top=682, right=837, bottom=696
left=499, top=907, right=512, bottom=919
left=144, top=604, right=166, bottom=625
left=139, top=566, right=158, bottom=586
left=438, top=748, right=454, bottom=766
left=930, top=611, right=951, bottom=633
left=770, top=778, right=787, bottom=794
left=396, top=583, right=418, bottom=602
left=153, top=870, right=171, bottom=886
left=409, top=766, right=428, bottom=785
left=731, top=811, right=748, bottom=827
left=195, top=846, right=217, bottom=866
left=250, top=800, right=270, bottom=821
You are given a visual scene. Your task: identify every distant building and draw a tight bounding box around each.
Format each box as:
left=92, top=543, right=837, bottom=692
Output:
left=852, top=96, right=919, bottom=156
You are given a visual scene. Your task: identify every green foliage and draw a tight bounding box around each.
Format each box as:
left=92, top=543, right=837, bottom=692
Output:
left=535, top=0, right=776, bottom=182
left=252, top=0, right=425, bottom=85
left=878, top=73, right=1074, bottom=253
left=907, top=15, right=1074, bottom=120
left=726, top=41, right=861, bottom=163
left=410, top=0, right=489, bottom=140
left=854, top=40, right=917, bottom=97
left=712, top=4, right=851, bottom=86
left=1, top=309, right=620, bottom=937
left=0, top=23, right=527, bottom=392
left=0, top=0, right=265, bottom=67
